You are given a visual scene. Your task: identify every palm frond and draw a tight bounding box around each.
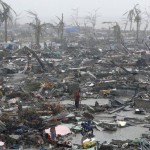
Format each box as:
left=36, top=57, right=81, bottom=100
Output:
left=123, top=11, right=129, bottom=16
left=0, top=0, right=16, bottom=23
left=26, top=10, right=37, bottom=18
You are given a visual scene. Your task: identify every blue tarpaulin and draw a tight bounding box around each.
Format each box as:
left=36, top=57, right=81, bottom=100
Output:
left=65, top=26, right=80, bottom=33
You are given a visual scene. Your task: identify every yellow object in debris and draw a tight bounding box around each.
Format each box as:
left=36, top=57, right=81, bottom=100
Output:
left=83, top=141, right=96, bottom=149
left=101, top=90, right=110, bottom=95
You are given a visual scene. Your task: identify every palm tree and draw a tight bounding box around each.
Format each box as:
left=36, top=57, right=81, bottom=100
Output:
left=86, top=9, right=99, bottom=34
left=27, top=11, right=49, bottom=48
left=142, top=10, right=150, bottom=39
left=0, top=0, right=15, bottom=42
left=134, top=7, right=141, bottom=42
left=144, top=11, right=150, bottom=35
left=123, top=4, right=138, bottom=31
left=55, top=13, right=64, bottom=44
left=13, top=12, right=22, bottom=27
left=72, top=8, right=80, bottom=28
left=124, top=4, right=141, bottom=42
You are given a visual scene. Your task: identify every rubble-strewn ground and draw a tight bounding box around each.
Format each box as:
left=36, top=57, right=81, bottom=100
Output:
left=0, top=28, right=150, bottom=150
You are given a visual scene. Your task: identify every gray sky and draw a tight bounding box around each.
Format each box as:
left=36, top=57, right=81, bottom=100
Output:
left=4, top=0, right=150, bottom=27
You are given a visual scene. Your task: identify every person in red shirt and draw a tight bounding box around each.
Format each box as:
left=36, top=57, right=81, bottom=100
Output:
left=74, top=89, right=80, bottom=110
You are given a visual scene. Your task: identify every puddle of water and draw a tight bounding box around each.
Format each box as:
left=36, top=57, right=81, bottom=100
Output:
left=62, top=98, right=109, bottom=106
left=72, top=126, right=149, bottom=144
left=63, top=98, right=150, bottom=144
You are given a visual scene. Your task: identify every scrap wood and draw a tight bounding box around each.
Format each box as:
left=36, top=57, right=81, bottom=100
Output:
left=109, top=106, right=126, bottom=114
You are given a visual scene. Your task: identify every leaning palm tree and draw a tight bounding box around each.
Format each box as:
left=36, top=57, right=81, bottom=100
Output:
left=0, top=0, right=15, bottom=42
left=27, top=11, right=49, bottom=48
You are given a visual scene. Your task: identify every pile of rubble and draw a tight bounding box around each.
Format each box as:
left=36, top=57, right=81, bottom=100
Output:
left=0, top=32, right=150, bottom=149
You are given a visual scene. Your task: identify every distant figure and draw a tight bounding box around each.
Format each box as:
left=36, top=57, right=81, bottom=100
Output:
left=18, top=102, right=22, bottom=120
left=74, top=89, right=80, bottom=110
left=50, top=126, right=56, bottom=142
left=95, top=101, right=99, bottom=107
left=18, top=102, right=22, bottom=112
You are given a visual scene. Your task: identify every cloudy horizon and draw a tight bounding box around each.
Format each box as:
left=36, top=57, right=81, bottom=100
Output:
left=4, top=0, right=150, bottom=29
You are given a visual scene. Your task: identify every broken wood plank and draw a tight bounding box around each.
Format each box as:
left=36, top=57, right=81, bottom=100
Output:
left=109, top=106, right=126, bottom=114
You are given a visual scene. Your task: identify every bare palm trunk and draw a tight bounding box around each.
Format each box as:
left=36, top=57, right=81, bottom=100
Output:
left=36, top=33, right=40, bottom=48
left=60, top=14, right=64, bottom=45
left=35, top=30, right=40, bottom=48
left=130, top=20, right=133, bottom=31
left=61, top=28, right=64, bottom=44
left=144, top=23, right=148, bottom=37
left=136, top=21, right=139, bottom=43
left=124, top=22, right=128, bottom=31
left=83, top=21, right=87, bottom=36
left=4, top=18, right=7, bottom=43
left=57, top=28, right=60, bottom=40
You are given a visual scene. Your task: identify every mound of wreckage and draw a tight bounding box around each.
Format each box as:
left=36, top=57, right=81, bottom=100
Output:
left=0, top=37, right=150, bottom=150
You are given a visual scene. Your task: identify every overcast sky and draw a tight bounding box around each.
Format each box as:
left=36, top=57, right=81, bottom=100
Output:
left=4, top=0, right=150, bottom=27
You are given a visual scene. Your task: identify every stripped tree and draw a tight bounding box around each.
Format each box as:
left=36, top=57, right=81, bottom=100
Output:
left=123, top=4, right=139, bottom=31
left=72, top=8, right=80, bottom=28
left=0, top=0, right=15, bottom=42
left=134, top=5, right=141, bottom=43
left=144, top=11, right=150, bottom=37
left=123, top=4, right=142, bottom=42
left=27, top=11, right=49, bottom=48
left=56, top=13, right=64, bottom=44
left=86, top=9, right=99, bottom=35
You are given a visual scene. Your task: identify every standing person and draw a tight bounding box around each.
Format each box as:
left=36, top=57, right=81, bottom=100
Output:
left=50, top=117, right=58, bottom=143
left=50, top=126, right=56, bottom=145
left=74, top=89, right=80, bottom=111
left=18, top=101, right=22, bottom=120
